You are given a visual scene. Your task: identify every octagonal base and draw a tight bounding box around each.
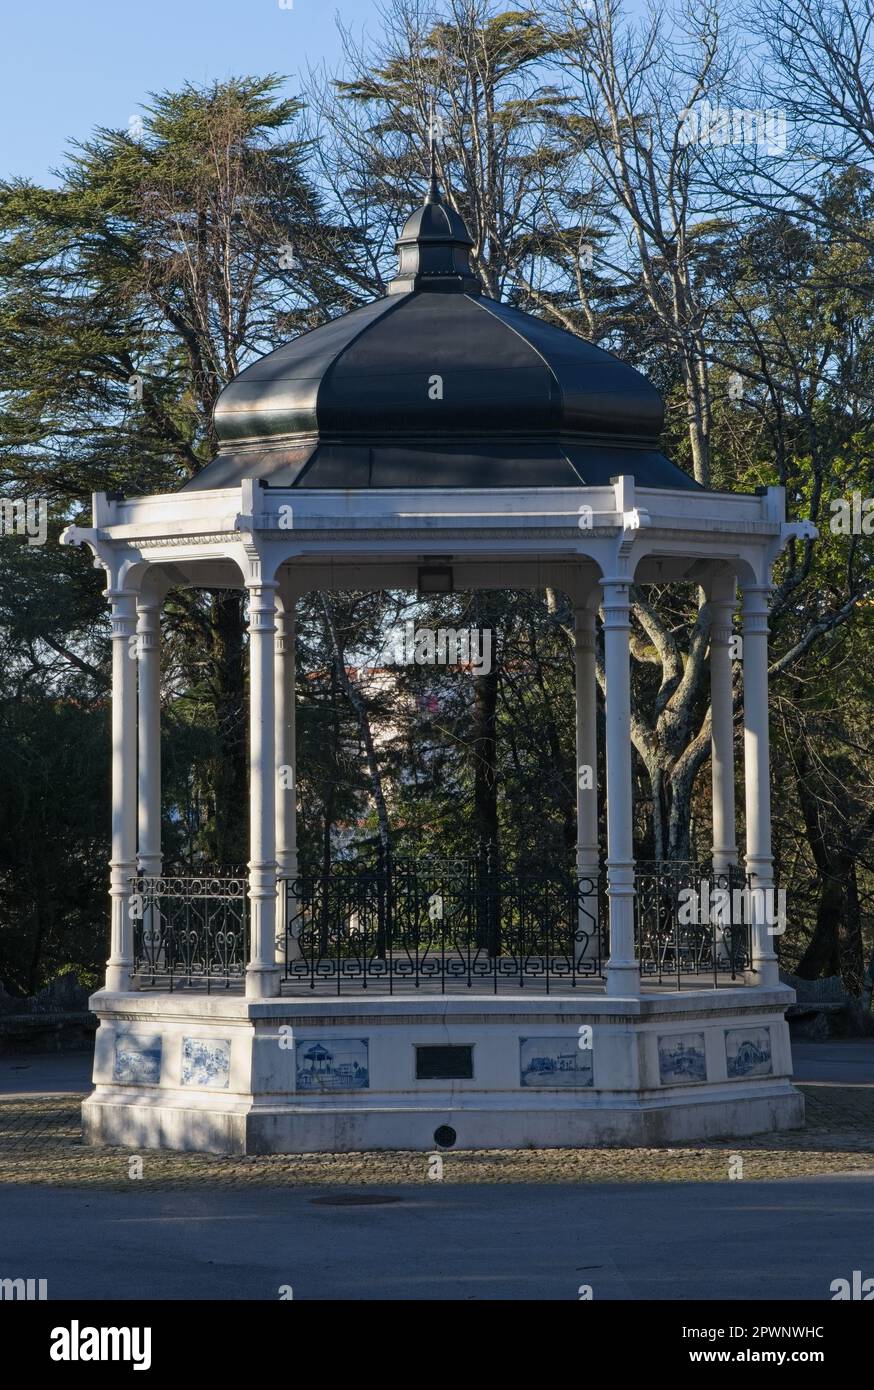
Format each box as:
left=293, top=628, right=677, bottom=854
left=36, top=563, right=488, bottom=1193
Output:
left=81, top=987, right=804, bottom=1156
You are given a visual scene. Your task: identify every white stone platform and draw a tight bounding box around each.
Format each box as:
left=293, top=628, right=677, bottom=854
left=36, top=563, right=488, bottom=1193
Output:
left=81, top=986, right=804, bottom=1155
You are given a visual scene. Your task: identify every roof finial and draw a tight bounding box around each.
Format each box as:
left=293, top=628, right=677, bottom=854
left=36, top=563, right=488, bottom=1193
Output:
left=426, top=97, right=440, bottom=203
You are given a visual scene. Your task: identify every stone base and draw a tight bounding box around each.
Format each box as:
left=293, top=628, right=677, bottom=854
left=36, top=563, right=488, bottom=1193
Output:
left=81, top=987, right=805, bottom=1156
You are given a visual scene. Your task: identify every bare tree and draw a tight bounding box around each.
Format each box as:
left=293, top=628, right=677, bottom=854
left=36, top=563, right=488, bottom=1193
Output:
left=302, top=0, right=582, bottom=302
left=544, top=0, right=735, bottom=484
left=728, top=0, right=874, bottom=255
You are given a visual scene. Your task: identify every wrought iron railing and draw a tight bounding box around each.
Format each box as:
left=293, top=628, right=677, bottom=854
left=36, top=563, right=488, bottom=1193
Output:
left=633, top=860, right=754, bottom=987
left=282, top=851, right=606, bottom=994
left=128, top=857, right=762, bottom=993
left=131, top=874, right=249, bottom=989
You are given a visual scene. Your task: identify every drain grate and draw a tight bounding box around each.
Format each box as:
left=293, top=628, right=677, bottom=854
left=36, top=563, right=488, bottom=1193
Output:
left=310, top=1194, right=403, bottom=1207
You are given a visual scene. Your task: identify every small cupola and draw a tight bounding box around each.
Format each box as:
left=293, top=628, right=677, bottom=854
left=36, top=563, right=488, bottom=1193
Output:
left=388, top=162, right=481, bottom=296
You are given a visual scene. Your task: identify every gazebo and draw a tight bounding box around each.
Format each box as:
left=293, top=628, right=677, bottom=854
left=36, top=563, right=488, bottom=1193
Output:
left=63, top=173, right=813, bottom=1154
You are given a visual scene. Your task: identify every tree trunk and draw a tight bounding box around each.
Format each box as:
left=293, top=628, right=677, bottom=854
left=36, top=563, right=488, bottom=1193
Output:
left=794, top=749, right=843, bottom=979
left=667, top=766, right=696, bottom=862
left=840, top=861, right=864, bottom=995
left=648, top=762, right=666, bottom=860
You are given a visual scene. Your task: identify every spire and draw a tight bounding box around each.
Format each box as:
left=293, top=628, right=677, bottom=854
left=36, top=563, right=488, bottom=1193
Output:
left=426, top=98, right=440, bottom=204
left=386, top=108, right=481, bottom=296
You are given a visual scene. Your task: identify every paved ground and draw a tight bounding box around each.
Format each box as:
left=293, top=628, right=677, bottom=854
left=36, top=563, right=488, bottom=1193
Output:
left=791, top=1039, right=874, bottom=1083
left=0, top=1050, right=93, bottom=1096
left=1, top=1176, right=872, bottom=1300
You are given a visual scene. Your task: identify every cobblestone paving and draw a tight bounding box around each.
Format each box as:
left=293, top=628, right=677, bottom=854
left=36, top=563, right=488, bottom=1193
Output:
left=0, top=1083, right=871, bottom=1190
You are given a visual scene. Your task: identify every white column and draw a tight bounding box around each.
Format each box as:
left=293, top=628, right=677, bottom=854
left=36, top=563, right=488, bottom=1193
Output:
left=136, top=595, right=162, bottom=980
left=275, top=602, right=300, bottom=966
left=246, top=580, right=281, bottom=998
left=105, top=589, right=138, bottom=992
left=137, top=597, right=162, bottom=880
left=574, top=603, right=600, bottom=966
left=602, top=579, right=640, bottom=996
left=710, top=594, right=738, bottom=872
left=742, top=584, right=779, bottom=987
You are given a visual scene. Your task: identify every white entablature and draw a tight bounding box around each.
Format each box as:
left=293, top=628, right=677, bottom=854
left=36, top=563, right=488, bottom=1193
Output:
left=62, top=474, right=814, bottom=596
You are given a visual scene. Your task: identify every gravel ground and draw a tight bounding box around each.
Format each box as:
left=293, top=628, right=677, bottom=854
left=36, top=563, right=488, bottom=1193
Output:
left=0, top=1082, right=872, bottom=1189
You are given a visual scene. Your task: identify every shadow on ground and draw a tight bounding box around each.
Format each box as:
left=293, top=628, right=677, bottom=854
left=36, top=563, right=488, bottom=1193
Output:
left=0, top=1080, right=871, bottom=1190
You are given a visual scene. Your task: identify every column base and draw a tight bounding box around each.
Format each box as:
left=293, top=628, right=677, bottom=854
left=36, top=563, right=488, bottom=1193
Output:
left=104, top=963, right=135, bottom=992
left=606, top=962, right=641, bottom=996
left=245, top=966, right=281, bottom=999
left=745, top=960, right=780, bottom=988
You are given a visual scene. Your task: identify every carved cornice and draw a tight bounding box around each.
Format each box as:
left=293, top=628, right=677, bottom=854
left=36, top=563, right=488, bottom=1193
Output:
left=133, top=531, right=239, bottom=549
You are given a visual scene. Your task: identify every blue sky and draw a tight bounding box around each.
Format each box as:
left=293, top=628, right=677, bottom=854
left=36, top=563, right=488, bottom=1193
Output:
left=1, top=0, right=377, bottom=184
left=2, top=0, right=663, bottom=186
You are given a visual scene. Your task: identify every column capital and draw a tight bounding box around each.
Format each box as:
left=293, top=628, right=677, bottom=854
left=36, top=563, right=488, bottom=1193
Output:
left=741, top=583, right=771, bottom=617
left=742, top=610, right=769, bottom=638
left=275, top=607, right=295, bottom=652
left=574, top=605, right=596, bottom=651
left=108, top=590, right=137, bottom=639
left=710, top=605, right=734, bottom=646
left=601, top=580, right=631, bottom=629
left=136, top=602, right=161, bottom=652
left=247, top=583, right=279, bottom=634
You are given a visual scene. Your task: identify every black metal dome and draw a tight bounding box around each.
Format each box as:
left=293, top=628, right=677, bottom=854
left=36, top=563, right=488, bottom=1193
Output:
left=184, top=179, right=699, bottom=491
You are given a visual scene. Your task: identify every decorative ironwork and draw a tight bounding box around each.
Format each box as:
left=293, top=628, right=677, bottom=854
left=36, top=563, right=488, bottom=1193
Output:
left=282, top=851, right=606, bottom=995
left=633, top=861, right=754, bottom=986
left=129, top=857, right=763, bottom=994
left=131, top=875, right=249, bottom=989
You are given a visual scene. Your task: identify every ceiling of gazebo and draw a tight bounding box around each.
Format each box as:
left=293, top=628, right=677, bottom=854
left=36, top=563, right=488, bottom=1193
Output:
left=183, top=174, right=701, bottom=494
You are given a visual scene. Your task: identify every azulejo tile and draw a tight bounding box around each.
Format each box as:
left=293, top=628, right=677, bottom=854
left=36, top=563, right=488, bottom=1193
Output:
left=657, top=1031, right=707, bottom=1085
left=296, top=1038, right=369, bottom=1091
left=520, top=1036, right=594, bottom=1088
left=113, top=1034, right=162, bottom=1085
left=725, top=1026, right=772, bottom=1078
left=181, top=1037, right=231, bottom=1089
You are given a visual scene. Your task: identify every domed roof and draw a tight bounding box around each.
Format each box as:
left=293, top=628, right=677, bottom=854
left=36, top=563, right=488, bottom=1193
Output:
left=184, top=178, right=699, bottom=491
